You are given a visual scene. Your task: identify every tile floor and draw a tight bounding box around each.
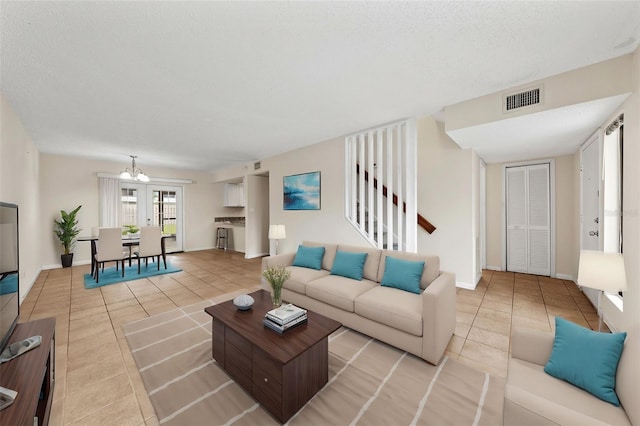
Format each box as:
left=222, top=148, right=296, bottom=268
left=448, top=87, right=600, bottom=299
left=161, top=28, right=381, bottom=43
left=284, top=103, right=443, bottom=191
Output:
left=18, top=250, right=601, bottom=425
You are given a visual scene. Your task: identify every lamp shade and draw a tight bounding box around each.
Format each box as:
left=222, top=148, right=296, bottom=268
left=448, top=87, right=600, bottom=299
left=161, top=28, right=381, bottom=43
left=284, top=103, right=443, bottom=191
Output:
left=577, top=250, right=627, bottom=293
left=268, top=224, right=286, bottom=240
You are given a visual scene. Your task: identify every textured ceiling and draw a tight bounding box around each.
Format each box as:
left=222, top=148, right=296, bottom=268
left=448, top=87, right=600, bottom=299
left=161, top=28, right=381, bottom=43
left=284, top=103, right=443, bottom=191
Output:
left=1, top=1, right=639, bottom=171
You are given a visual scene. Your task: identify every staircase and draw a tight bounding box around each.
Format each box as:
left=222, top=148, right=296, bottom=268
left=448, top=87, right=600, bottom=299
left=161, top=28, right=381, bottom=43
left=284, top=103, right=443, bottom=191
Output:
left=345, top=119, right=435, bottom=252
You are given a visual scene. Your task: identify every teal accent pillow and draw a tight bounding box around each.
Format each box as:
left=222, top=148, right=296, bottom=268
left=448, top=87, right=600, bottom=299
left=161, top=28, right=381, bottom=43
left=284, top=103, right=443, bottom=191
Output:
left=292, top=245, right=325, bottom=270
left=381, top=256, right=425, bottom=294
left=544, top=317, right=627, bottom=406
left=330, top=251, right=368, bottom=280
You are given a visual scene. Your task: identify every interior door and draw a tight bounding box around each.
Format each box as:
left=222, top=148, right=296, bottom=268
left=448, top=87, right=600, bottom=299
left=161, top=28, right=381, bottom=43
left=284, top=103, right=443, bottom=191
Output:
left=506, top=164, right=551, bottom=275
left=580, top=134, right=601, bottom=306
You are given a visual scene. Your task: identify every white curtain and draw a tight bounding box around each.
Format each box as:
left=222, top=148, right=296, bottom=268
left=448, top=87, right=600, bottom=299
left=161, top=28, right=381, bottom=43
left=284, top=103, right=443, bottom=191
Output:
left=99, top=177, right=120, bottom=227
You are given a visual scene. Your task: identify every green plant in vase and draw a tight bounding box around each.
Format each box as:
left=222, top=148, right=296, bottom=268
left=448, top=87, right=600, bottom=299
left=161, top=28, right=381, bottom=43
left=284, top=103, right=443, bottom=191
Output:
left=262, top=264, right=291, bottom=307
left=122, top=224, right=140, bottom=236
left=53, top=205, right=82, bottom=268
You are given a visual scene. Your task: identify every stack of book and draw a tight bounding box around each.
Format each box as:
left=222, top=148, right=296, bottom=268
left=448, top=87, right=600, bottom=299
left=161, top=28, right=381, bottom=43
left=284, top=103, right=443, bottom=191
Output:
left=263, top=304, right=308, bottom=334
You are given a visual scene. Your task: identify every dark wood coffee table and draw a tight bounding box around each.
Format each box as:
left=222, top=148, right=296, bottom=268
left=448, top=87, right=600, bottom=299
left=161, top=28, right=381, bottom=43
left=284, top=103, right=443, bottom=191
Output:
left=204, top=290, right=341, bottom=423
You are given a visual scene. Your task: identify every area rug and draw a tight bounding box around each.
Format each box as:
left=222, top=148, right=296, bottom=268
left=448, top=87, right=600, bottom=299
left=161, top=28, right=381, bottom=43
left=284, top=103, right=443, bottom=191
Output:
left=123, top=296, right=505, bottom=425
left=84, top=261, right=181, bottom=289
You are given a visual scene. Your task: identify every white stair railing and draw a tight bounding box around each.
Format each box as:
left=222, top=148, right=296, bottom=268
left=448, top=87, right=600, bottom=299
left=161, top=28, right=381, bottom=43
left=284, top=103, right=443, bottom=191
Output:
left=344, top=119, right=417, bottom=252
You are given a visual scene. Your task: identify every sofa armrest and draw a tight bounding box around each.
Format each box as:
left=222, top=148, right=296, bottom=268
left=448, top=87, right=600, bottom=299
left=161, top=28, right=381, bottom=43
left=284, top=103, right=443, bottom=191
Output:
left=510, top=328, right=554, bottom=366
left=261, top=253, right=296, bottom=270
left=421, top=270, right=456, bottom=365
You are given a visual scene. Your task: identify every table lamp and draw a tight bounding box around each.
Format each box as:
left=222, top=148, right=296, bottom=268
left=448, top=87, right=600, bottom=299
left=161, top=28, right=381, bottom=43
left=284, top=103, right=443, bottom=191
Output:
left=269, top=224, right=286, bottom=255
left=577, top=250, right=627, bottom=331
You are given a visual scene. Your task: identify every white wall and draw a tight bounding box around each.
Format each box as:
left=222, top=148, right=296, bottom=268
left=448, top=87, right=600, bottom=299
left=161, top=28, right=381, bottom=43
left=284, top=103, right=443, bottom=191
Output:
left=0, top=93, right=42, bottom=302
left=245, top=174, right=269, bottom=258
left=39, top=154, right=219, bottom=267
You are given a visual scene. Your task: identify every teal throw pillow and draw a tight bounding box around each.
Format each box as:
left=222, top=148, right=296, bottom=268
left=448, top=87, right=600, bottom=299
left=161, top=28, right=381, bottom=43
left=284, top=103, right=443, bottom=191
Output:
left=544, top=317, right=627, bottom=406
left=381, top=256, right=425, bottom=294
left=330, top=251, right=368, bottom=280
left=292, top=245, right=325, bottom=270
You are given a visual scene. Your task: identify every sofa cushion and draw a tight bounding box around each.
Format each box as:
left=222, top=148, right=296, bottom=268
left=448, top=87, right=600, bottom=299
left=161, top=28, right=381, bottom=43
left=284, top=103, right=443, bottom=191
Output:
left=355, top=286, right=423, bottom=337
left=302, top=241, right=338, bottom=271
left=381, top=256, right=424, bottom=294
left=306, top=275, right=377, bottom=312
left=507, top=357, right=631, bottom=425
left=284, top=266, right=330, bottom=294
left=544, top=317, right=627, bottom=406
left=336, top=244, right=381, bottom=282
left=377, top=250, right=440, bottom=289
left=330, top=250, right=368, bottom=280
left=292, top=245, right=325, bottom=270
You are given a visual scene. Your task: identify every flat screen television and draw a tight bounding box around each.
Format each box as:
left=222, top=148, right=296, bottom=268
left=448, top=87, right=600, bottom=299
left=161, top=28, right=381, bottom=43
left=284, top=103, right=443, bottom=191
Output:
left=0, top=202, right=19, bottom=353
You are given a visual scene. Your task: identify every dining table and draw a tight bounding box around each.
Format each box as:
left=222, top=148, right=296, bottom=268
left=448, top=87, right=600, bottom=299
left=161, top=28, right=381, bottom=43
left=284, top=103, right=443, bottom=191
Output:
left=78, top=234, right=168, bottom=276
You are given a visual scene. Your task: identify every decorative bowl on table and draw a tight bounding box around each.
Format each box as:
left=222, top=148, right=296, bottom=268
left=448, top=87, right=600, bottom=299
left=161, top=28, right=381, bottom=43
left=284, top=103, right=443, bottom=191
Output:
left=233, top=294, right=255, bottom=311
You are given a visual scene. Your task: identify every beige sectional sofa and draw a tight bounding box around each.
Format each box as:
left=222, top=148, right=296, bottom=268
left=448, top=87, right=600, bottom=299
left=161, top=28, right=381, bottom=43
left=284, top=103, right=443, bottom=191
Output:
left=261, top=241, right=456, bottom=365
left=504, top=324, right=639, bottom=426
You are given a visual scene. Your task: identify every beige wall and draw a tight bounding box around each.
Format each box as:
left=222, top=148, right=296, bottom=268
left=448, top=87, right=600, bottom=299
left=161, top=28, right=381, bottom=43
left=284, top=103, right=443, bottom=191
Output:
left=602, top=47, right=640, bottom=331
left=213, top=117, right=479, bottom=287
left=258, top=137, right=370, bottom=254
left=484, top=155, right=577, bottom=278
left=39, top=154, right=219, bottom=268
left=446, top=54, right=634, bottom=131
left=417, top=117, right=475, bottom=287
left=0, top=93, right=42, bottom=302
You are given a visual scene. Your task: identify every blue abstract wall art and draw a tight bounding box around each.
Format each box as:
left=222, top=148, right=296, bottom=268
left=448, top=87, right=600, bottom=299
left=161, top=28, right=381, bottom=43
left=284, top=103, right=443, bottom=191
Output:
left=283, top=171, right=321, bottom=210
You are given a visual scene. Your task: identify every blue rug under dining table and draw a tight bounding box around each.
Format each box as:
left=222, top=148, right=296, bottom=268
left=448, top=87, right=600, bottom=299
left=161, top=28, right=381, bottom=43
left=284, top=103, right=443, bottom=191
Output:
left=84, top=261, right=181, bottom=289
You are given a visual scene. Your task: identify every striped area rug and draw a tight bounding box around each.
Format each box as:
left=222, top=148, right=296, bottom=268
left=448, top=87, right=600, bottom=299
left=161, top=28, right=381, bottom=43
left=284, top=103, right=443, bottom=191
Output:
left=123, top=294, right=505, bottom=425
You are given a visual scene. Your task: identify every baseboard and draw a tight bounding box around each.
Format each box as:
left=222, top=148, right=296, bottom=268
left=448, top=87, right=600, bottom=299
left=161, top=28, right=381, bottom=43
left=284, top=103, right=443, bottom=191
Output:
left=485, top=265, right=501, bottom=271
left=554, top=273, right=574, bottom=281
left=42, top=259, right=92, bottom=270
left=244, top=252, right=269, bottom=259
left=456, top=281, right=477, bottom=290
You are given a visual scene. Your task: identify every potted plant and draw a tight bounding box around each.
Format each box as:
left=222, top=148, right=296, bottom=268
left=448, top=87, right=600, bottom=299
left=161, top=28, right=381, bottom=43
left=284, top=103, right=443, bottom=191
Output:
left=53, top=205, right=82, bottom=268
left=122, top=224, right=140, bottom=238
left=262, top=264, right=291, bottom=307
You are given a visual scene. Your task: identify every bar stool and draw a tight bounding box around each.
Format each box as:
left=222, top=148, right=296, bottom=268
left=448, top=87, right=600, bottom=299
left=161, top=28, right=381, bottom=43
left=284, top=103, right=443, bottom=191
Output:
left=216, top=227, right=228, bottom=250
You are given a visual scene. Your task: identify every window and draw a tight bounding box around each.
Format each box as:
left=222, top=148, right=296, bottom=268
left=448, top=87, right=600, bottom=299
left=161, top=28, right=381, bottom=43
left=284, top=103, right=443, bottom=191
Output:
left=121, top=188, right=138, bottom=227
left=603, top=114, right=624, bottom=297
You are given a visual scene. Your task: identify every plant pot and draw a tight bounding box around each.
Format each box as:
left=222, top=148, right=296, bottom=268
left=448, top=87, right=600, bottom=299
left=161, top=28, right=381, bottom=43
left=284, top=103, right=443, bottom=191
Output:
left=61, top=253, right=74, bottom=268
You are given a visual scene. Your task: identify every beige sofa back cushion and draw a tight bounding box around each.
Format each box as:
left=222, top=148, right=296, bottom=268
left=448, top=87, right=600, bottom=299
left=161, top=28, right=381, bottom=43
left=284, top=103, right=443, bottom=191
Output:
left=301, top=241, right=338, bottom=271
left=336, top=244, right=382, bottom=282
left=377, top=250, right=440, bottom=289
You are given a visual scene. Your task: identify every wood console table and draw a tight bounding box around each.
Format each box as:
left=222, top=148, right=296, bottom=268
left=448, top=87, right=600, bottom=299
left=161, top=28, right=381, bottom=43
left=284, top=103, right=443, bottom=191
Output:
left=204, top=290, right=341, bottom=423
left=0, top=318, right=56, bottom=426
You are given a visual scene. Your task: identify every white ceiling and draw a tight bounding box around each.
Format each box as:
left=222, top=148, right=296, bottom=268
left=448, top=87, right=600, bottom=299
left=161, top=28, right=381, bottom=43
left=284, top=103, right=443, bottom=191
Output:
left=1, top=1, right=639, bottom=171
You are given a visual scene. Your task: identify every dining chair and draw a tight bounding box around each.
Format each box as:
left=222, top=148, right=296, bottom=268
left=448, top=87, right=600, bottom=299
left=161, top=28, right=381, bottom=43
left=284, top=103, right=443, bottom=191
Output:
left=94, top=227, right=126, bottom=283
left=137, top=226, right=165, bottom=274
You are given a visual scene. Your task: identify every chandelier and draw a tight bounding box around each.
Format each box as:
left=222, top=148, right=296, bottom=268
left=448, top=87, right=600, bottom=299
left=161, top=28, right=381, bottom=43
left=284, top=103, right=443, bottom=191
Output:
left=119, top=155, right=150, bottom=182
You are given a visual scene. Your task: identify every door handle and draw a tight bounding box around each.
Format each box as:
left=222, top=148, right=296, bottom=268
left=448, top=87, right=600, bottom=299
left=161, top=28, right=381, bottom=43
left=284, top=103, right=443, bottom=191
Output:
left=589, top=231, right=599, bottom=237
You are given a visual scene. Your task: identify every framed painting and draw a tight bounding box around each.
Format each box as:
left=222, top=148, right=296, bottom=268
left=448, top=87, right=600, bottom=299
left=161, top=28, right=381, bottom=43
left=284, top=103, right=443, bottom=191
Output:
left=283, top=171, right=321, bottom=210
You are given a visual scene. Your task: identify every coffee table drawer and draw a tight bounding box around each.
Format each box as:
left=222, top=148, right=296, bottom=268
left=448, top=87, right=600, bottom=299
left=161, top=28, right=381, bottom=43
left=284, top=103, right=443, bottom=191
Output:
left=226, top=328, right=251, bottom=353
left=253, top=347, right=282, bottom=384
left=253, top=382, right=283, bottom=421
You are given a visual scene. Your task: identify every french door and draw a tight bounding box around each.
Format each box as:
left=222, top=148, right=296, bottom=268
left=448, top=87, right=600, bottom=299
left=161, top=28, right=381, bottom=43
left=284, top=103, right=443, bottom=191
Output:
left=120, top=183, right=183, bottom=253
left=505, top=163, right=551, bottom=275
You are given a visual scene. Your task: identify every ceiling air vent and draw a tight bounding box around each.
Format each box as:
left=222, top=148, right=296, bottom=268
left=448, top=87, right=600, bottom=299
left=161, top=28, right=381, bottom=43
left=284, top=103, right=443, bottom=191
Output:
left=503, top=86, right=542, bottom=113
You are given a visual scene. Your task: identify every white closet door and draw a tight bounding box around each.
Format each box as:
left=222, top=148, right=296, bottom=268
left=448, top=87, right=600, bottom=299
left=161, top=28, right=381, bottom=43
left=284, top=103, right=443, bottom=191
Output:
left=506, top=164, right=550, bottom=275
left=506, top=167, right=527, bottom=272
left=527, top=164, right=550, bottom=275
